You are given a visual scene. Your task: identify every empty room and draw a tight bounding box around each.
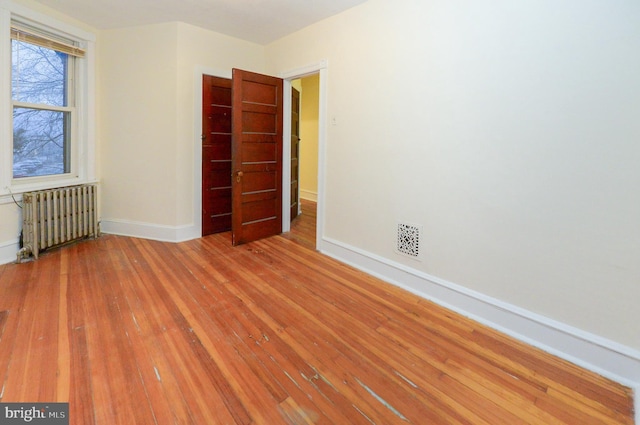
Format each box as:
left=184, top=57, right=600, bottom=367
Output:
left=0, top=0, right=638, bottom=423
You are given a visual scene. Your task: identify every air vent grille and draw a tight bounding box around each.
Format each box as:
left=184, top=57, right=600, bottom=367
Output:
left=396, top=223, right=421, bottom=259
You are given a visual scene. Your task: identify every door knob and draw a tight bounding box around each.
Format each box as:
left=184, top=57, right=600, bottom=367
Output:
left=236, top=171, right=243, bottom=182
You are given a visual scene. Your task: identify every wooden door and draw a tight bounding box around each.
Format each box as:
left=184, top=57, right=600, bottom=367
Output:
left=231, top=69, right=283, bottom=245
left=202, top=75, right=232, bottom=236
left=290, top=87, right=300, bottom=221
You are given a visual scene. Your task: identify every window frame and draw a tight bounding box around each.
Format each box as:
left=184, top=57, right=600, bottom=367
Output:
left=0, top=2, right=96, bottom=200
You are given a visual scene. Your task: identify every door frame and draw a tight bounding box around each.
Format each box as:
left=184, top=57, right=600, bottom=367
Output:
left=193, top=60, right=328, bottom=250
left=280, top=60, right=328, bottom=250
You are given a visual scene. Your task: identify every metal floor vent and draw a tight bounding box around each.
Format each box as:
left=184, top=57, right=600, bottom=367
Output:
left=396, top=223, right=421, bottom=259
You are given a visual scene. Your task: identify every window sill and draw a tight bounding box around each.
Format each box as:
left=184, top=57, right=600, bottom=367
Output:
left=0, top=178, right=99, bottom=205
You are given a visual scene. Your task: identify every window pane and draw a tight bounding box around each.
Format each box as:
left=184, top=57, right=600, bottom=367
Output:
left=11, top=40, right=68, bottom=107
left=13, top=107, right=70, bottom=178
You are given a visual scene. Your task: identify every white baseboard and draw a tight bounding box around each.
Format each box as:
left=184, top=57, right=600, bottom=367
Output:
left=319, top=237, right=639, bottom=421
left=0, top=239, right=19, bottom=265
left=1, top=221, right=199, bottom=264
left=100, top=219, right=199, bottom=243
left=300, top=190, right=318, bottom=202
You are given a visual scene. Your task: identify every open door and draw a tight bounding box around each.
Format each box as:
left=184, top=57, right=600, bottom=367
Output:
left=231, top=68, right=284, bottom=245
left=202, top=75, right=232, bottom=236
left=290, top=86, right=301, bottom=221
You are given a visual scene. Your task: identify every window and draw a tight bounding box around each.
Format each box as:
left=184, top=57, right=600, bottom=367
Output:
left=0, top=6, right=95, bottom=197
left=11, top=25, right=81, bottom=179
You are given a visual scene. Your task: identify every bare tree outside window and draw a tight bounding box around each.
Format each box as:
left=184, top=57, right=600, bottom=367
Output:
left=12, top=39, right=71, bottom=178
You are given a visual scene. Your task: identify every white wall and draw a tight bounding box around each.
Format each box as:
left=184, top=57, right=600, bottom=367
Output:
left=99, top=22, right=264, bottom=240
left=266, top=0, right=640, bottom=366
left=0, top=200, right=21, bottom=264
left=99, top=22, right=180, bottom=229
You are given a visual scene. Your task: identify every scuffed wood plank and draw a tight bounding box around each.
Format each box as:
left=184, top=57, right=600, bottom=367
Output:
left=56, top=249, right=70, bottom=402
left=2, top=257, right=60, bottom=402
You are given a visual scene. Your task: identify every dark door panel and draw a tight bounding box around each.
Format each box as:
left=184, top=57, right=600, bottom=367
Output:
left=231, top=69, right=283, bottom=245
left=202, top=75, right=232, bottom=235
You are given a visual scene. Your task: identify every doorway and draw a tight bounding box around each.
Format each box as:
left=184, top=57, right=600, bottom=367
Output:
left=281, top=62, right=327, bottom=250
left=290, top=75, right=320, bottom=244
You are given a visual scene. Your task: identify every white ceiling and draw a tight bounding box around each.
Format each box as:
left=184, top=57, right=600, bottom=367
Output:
left=32, top=0, right=369, bottom=44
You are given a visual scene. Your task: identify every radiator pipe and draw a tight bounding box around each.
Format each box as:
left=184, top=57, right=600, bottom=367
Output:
left=16, top=247, right=30, bottom=263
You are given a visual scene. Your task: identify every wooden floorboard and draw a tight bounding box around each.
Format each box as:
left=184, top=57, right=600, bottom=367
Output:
left=0, top=200, right=634, bottom=424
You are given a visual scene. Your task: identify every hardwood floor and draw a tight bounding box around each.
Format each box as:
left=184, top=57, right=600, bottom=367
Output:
left=284, top=199, right=317, bottom=250
left=0, top=201, right=634, bottom=424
